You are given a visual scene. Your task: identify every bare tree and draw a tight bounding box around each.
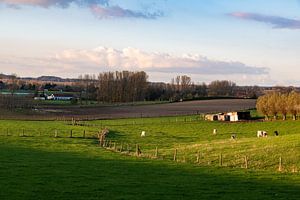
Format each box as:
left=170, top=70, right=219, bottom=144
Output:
left=278, top=93, right=288, bottom=120
left=256, top=95, right=270, bottom=120
left=287, top=91, right=300, bottom=120
left=208, top=80, right=236, bottom=97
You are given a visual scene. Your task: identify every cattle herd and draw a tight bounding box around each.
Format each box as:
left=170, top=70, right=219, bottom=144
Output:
left=211, top=129, right=279, bottom=138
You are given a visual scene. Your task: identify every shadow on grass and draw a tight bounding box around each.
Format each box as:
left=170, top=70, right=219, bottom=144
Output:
left=0, top=142, right=299, bottom=200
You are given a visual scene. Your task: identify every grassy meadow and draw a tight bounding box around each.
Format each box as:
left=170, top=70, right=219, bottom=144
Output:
left=0, top=115, right=300, bottom=199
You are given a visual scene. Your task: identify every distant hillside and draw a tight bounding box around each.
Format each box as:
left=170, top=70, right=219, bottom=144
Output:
left=0, top=73, right=16, bottom=79
left=36, top=76, right=64, bottom=82
left=22, top=76, right=78, bottom=83
left=0, top=73, right=79, bottom=84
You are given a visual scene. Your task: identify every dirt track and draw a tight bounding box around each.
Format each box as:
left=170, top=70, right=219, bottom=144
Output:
left=40, top=99, right=256, bottom=120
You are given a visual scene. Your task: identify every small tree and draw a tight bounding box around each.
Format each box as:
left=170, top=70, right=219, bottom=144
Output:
left=287, top=91, right=300, bottom=120
left=267, top=92, right=281, bottom=120
left=278, top=93, right=288, bottom=120
left=256, top=95, right=270, bottom=120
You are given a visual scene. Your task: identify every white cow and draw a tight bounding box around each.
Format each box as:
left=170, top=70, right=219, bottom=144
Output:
left=257, top=130, right=268, bottom=138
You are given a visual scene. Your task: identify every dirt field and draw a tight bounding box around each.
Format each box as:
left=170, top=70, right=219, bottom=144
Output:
left=0, top=99, right=256, bottom=120
left=40, top=99, right=256, bottom=120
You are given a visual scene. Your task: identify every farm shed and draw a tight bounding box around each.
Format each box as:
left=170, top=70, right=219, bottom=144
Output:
left=47, top=94, right=74, bottom=101
left=205, top=111, right=250, bottom=122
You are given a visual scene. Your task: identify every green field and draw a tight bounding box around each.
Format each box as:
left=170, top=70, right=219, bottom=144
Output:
left=0, top=116, right=299, bottom=199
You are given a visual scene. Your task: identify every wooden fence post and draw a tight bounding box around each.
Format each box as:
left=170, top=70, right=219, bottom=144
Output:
left=83, top=130, right=86, bottom=138
left=173, top=149, right=177, bottom=161
left=113, top=142, right=116, bottom=151
left=196, top=151, right=200, bottom=163
left=219, top=153, right=223, bottom=166
left=278, top=156, right=282, bottom=172
left=155, top=147, right=158, bottom=158
left=70, top=130, right=73, bottom=138
left=21, top=129, right=25, bottom=137
left=54, top=130, right=58, bottom=138
left=120, top=143, right=123, bottom=152
left=244, top=156, right=248, bottom=169
left=136, top=144, right=141, bottom=156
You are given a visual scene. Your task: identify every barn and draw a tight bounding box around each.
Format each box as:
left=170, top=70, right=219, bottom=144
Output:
left=205, top=111, right=251, bottom=122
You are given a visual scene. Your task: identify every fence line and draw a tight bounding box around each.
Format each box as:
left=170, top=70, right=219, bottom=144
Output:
left=0, top=129, right=298, bottom=173
left=100, top=139, right=299, bottom=173
left=0, top=128, right=99, bottom=139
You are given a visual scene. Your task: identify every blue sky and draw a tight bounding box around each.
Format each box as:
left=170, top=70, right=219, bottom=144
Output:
left=0, top=0, right=300, bottom=86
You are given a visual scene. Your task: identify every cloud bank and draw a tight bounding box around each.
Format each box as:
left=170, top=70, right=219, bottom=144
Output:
left=1, top=47, right=267, bottom=76
left=0, top=0, right=162, bottom=19
left=229, top=12, right=300, bottom=29
left=0, top=47, right=271, bottom=85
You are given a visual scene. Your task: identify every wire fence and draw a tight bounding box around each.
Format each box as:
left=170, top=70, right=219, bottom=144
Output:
left=1, top=128, right=298, bottom=173
left=73, top=115, right=205, bottom=127
left=99, top=139, right=299, bottom=174
left=0, top=128, right=98, bottom=139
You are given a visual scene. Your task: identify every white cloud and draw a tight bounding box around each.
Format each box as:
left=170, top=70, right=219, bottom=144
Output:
left=0, top=0, right=163, bottom=19
left=0, top=46, right=270, bottom=84
left=50, top=46, right=268, bottom=75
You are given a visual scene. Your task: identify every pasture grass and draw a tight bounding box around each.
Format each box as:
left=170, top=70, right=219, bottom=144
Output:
left=0, top=136, right=299, bottom=200
left=0, top=115, right=300, bottom=199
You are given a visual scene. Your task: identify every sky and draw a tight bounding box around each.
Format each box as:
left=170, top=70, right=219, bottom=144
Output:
left=0, top=0, right=300, bottom=86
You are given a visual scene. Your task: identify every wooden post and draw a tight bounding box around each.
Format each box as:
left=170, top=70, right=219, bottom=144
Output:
left=244, top=156, right=248, bottom=169
left=113, top=142, right=116, bottom=151
left=54, top=130, right=58, bottom=138
left=155, top=147, right=158, bottom=158
left=120, top=143, right=123, bottom=152
left=136, top=144, right=139, bottom=156
left=6, top=128, right=9, bottom=136
left=21, top=129, right=25, bottom=137
left=173, top=149, right=177, bottom=161
left=219, top=153, right=223, bottom=166
left=83, top=130, right=86, bottom=138
left=278, top=156, right=282, bottom=172
left=70, top=130, right=73, bottom=138
left=136, top=144, right=142, bottom=156
left=196, top=151, right=200, bottom=163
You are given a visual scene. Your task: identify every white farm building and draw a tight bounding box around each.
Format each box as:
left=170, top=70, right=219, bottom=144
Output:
left=205, top=111, right=251, bottom=122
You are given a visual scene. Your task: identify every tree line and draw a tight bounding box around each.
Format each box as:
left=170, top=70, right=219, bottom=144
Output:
left=1, top=71, right=268, bottom=107
left=76, top=73, right=251, bottom=103
left=256, top=91, right=300, bottom=120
